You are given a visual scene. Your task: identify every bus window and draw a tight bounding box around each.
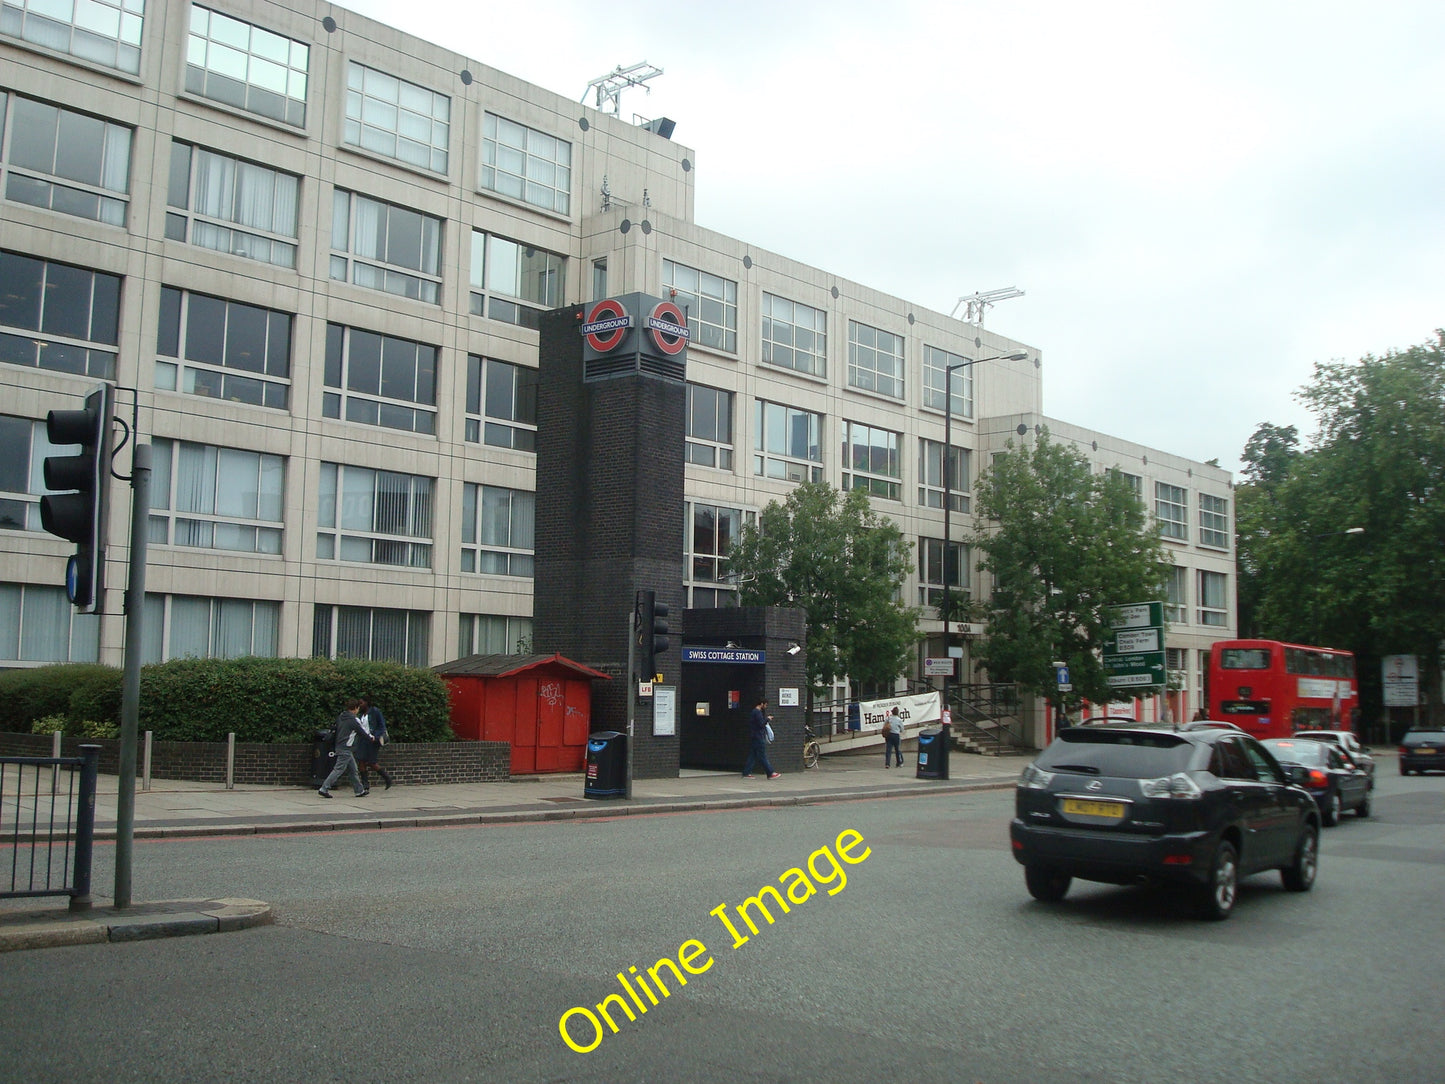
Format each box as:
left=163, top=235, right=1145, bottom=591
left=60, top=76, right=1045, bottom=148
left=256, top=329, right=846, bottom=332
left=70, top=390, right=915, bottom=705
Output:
left=1221, top=648, right=1271, bottom=669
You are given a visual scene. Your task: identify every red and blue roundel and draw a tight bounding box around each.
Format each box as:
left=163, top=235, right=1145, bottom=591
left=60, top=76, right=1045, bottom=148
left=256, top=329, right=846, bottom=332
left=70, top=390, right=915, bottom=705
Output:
left=647, top=300, right=689, bottom=356
left=582, top=298, right=632, bottom=352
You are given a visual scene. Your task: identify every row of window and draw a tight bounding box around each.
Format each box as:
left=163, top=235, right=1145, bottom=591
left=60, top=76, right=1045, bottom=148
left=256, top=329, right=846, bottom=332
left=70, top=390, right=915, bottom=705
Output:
left=1165, top=566, right=1231, bottom=627
left=0, top=581, right=532, bottom=668
left=2, top=71, right=998, bottom=417
left=4, top=3, right=571, bottom=212
left=3, top=560, right=1231, bottom=670
left=1112, top=469, right=1232, bottom=549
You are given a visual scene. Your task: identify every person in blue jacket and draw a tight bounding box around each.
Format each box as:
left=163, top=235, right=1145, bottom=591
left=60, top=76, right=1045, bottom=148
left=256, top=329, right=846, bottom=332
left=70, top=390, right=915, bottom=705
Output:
left=357, top=695, right=393, bottom=790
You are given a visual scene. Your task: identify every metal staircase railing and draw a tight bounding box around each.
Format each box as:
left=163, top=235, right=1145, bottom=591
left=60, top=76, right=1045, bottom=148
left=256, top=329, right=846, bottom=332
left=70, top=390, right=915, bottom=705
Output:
left=949, top=683, right=1029, bottom=755
left=806, top=683, right=1029, bottom=755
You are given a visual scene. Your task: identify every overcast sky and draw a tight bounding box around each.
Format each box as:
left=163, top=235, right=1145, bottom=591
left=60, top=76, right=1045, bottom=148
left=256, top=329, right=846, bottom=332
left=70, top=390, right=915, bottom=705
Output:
left=348, top=0, right=1444, bottom=476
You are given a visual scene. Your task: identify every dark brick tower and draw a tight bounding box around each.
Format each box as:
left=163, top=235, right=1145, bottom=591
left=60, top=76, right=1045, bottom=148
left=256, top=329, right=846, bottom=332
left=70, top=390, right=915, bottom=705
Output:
left=533, top=295, right=688, bottom=779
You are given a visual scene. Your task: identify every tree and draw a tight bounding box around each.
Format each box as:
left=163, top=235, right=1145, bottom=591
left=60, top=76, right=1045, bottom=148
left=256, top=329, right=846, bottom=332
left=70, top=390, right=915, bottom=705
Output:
left=969, top=429, right=1171, bottom=709
left=727, top=482, right=919, bottom=708
left=1234, top=423, right=1300, bottom=637
left=1246, top=332, right=1445, bottom=724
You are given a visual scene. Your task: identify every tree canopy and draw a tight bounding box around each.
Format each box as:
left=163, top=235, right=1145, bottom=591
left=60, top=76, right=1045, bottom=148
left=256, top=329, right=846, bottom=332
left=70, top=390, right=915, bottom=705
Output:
left=726, top=481, right=918, bottom=699
left=969, top=429, right=1171, bottom=707
left=1239, top=332, right=1445, bottom=695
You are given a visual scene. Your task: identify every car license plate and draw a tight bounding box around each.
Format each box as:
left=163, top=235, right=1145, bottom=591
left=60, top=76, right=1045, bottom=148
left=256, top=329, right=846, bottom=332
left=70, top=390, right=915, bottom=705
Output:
left=1061, top=798, right=1125, bottom=818
left=1417, top=747, right=1437, bottom=755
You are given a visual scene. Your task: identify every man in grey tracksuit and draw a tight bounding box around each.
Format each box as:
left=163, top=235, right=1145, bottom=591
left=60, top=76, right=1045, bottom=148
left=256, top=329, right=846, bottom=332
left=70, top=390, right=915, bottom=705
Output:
left=319, top=699, right=369, bottom=798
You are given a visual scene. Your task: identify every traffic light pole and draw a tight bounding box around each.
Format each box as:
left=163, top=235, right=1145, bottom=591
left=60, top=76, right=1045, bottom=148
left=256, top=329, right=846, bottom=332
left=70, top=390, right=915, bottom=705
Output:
left=625, top=607, right=636, bottom=800
left=112, top=442, right=150, bottom=910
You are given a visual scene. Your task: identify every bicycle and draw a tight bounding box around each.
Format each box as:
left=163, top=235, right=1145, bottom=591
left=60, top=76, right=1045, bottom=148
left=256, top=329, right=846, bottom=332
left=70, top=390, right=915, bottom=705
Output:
left=802, top=724, right=821, bottom=769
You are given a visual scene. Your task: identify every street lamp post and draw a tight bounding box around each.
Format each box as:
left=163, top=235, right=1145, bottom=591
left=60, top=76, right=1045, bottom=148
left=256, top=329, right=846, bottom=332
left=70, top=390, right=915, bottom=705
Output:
left=940, top=351, right=1027, bottom=737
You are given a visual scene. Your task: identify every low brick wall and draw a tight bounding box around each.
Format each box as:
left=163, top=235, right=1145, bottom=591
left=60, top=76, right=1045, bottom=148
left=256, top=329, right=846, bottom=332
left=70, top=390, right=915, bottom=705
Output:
left=0, top=731, right=511, bottom=787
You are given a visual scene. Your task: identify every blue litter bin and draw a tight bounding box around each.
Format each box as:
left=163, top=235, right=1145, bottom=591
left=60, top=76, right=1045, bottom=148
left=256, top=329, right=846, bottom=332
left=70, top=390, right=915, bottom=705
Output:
left=584, top=731, right=627, bottom=799
left=916, top=726, right=950, bottom=780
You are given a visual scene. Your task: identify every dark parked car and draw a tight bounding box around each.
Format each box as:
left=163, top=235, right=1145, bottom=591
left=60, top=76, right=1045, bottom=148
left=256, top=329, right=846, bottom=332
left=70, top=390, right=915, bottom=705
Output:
left=1292, top=730, right=1376, bottom=786
left=1263, top=738, right=1371, bottom=825
left=1011, top=725, right=1321, bottom=920
left=1398, top=730, right=1445, bottom=775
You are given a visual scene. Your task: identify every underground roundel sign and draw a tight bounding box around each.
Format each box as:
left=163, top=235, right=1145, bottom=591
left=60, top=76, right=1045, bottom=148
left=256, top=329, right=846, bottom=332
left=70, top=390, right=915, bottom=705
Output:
left=581, top=298, right=633, bottom=352
left=647, top=300, right=690, bottom=356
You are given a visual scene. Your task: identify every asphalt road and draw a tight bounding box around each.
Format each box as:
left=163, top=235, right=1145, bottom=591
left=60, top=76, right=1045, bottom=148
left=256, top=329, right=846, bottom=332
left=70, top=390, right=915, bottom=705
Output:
left=2, top=770, right=1442, bottom=1083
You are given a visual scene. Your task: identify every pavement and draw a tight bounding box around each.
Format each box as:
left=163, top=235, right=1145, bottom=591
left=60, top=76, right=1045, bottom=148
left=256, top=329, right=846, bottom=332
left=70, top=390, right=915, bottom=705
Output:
left=0, top=743, right=1027, bottom=954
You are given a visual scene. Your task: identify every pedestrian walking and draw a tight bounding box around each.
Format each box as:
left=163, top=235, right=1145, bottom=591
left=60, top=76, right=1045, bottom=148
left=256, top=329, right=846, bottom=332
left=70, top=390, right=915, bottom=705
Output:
left=319, top=699, right=369, bottom=798
left=742, top=697, right=780, bottom=780
left=357, top=695, right=393, bottom=790
left=883, top=706, right=905, bottom=767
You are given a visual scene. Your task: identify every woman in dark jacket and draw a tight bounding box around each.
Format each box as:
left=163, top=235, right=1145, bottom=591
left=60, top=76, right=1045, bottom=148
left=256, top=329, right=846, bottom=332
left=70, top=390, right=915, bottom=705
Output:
left=357, top=695, right=393, bottom=789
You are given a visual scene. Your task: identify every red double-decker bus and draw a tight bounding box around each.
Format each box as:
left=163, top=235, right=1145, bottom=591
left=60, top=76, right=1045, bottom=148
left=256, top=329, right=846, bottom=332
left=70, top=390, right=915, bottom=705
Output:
left=1207, top=639, right=1358, bottom=741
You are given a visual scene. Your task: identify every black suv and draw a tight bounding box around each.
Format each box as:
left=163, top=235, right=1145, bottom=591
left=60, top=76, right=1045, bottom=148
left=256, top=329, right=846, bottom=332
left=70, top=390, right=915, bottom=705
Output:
left=1010, top=725, right=1321, bottom=919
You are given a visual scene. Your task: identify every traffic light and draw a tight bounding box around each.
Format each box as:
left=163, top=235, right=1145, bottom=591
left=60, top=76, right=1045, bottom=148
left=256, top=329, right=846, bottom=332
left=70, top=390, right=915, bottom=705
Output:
left=638, top=589, right=670, bottom=681
left=39, top=384, right=115, bottom=612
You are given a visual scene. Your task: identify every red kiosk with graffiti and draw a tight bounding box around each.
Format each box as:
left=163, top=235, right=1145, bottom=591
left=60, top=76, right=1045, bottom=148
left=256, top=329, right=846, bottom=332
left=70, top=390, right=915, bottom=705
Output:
left=436, top=654, right=610, bottom=774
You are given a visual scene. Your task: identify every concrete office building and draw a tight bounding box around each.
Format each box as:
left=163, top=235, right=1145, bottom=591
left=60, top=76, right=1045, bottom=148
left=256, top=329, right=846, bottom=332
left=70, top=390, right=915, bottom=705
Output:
left=0, top=0, right=1235, bottom=731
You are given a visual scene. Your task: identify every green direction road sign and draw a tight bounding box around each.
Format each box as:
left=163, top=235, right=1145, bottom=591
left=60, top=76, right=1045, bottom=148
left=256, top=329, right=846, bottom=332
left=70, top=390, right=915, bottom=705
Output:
left=1104, top=602, right=1165, bottom=689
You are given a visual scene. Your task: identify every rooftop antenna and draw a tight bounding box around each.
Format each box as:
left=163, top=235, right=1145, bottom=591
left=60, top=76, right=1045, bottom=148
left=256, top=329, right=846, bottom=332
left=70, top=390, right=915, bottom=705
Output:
left=583, top=62, right=663, bottom=115
left=951, top=287, right=1025, bottom=326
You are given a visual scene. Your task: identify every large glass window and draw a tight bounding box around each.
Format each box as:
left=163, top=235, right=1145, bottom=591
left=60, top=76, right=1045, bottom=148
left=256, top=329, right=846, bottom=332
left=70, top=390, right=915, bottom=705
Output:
left=0, top=250, right=119, bottom=379
left=317, top=463, right=432, bottom=569
left=761, top=293, right=826, bottom=377
left=2, top=93, right=130, bottom=225
left=918, top=537, right=968, bottom=609
left=142, top=594, right=279, bottom=663
left=1166, top=565, right=1187, bottom=623
left=481, top=113, right=571, bottom=214
left=469, top=230, right=565, bottom=329
left=1, top=0, right=144, bottom=74
left=461, top=483, right=534, bottom=577
left=0, top=583, right=100, bottom=663
left=155, top=286, right=291, bottom=409
left=1199, top=493, right=1230, bottom=550
left=323, top=324, right=437, bottom=436
left=755, top=400, right=823, bottom=483
left=918, top=438, right=969, bottom=513
left=687, top=501, right=741, bottom=586
left=1198, top=569, right=1228, bottom=627
left=344, top=62, right=449, bottom=174
left=147, top=438, right=283, bottom=555
left=1110, top=469, right=1143, bottom=498
left=922, top=345, right=971, bottom=419
left=0, top=413, right=60, bottom=532
left=664, top=260, right=737, bottom=353
left=1156, top=481, right=1188, bottom=541
left=465, top=355, right=536, bottom=450
left=313, top=604, right=429, bottom=666
left=165, top=142, right=299, bottom=269
left=186, top=5, right=308, bottom=127
left=459, top=613, right=532, bottom=655
left=841, top=421, right=901, bottom=500
left=686, top=384, right=733, bottom=470
left=848, top=320, right=905, bottom=399
left=331, top=189, right=442, bottom=304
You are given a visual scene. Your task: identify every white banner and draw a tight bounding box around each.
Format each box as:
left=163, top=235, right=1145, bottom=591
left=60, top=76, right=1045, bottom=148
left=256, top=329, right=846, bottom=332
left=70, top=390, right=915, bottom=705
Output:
left=853, top=692, right=941, bottom=733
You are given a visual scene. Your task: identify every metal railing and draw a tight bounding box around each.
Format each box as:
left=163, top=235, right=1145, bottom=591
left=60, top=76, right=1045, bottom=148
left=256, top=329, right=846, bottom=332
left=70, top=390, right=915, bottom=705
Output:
left=806, top=683, right=1028, bottom=754
left=1, top=745, right=100, bottom=911
left=951, top=683, right=1028, bottom=754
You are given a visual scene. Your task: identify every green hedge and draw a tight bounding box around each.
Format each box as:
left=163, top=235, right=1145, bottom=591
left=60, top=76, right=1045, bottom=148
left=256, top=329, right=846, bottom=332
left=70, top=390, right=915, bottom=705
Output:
left=0, top=658, right=454, bottom=743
